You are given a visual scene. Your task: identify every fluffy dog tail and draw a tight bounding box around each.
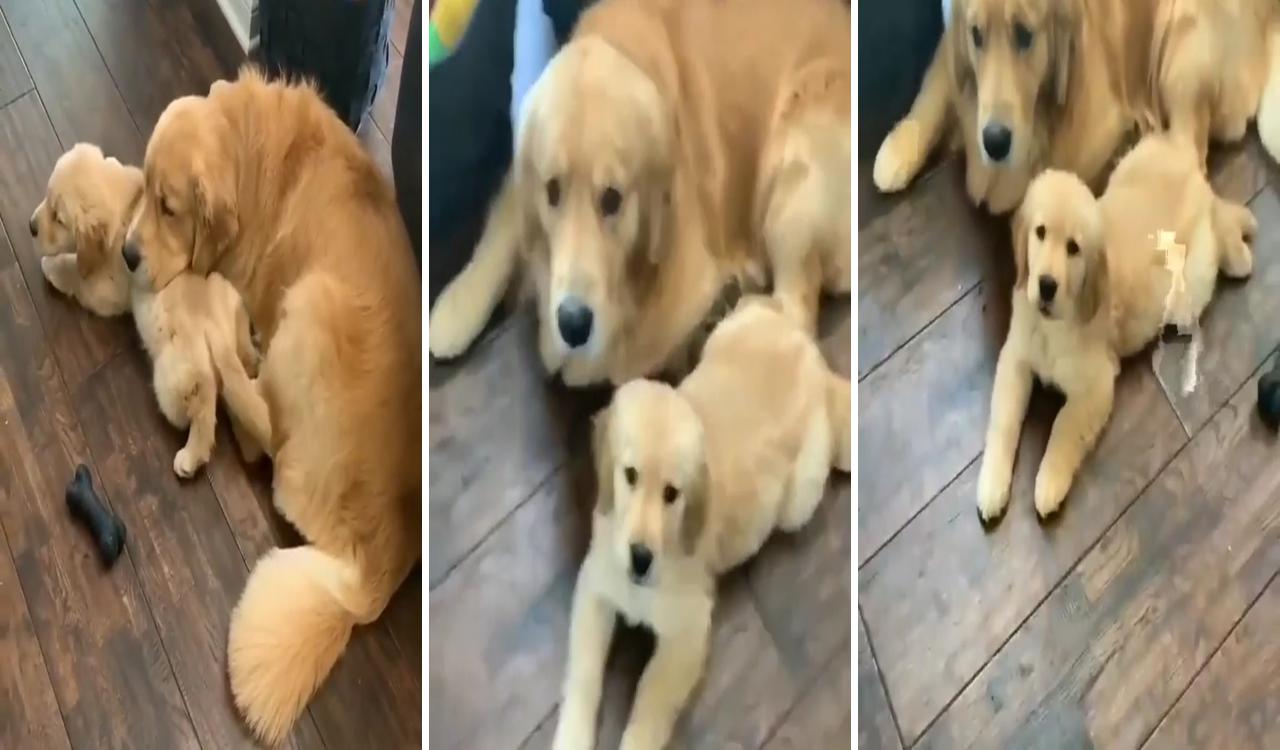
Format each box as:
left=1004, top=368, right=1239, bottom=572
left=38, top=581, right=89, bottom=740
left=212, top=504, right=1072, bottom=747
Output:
left=826, top=373, right=851, bottom=473
left=1257, top=26, right=1280, bottom=164
left=228, top=545, right=369, bottom=746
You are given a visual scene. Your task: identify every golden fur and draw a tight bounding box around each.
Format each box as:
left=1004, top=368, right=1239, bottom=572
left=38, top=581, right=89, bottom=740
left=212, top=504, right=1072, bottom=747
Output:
left=428, top=0, right=851, bottom=386
left=874, top=0, right=1280, bottom=214
left=977, top=134, right=1253, bottom=522
left=555, top=297, right=850, bottom=750
left=128, top=70, right=422, bottom=745
left=33, top=143, right=261, bottom=478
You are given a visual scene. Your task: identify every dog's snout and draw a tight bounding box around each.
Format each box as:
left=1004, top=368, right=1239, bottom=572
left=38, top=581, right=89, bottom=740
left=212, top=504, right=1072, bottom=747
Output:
left=1038, top=275, right=1058, bottom=302
left=122, top=241, right=141, bottom=272
left=982, top=123, right=1013, bottom=162
left=556, top=297, right=594, bottom=349
left=629, top=543, right=653, bottom=581
left=28, top=213, right=37, bottom=238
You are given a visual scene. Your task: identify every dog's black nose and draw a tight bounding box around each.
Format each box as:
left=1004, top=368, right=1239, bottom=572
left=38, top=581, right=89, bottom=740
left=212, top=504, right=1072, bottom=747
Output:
left=629, top=544, right=653, bottom=580
left=28, top=215, right=37, bottom=237
left=122, top=242, right=140, bottom=272
left=1039, top=276, right=1058, bottom=302
left=982, top=123, right=1013, bottom=162
left=556, top=297, right=594, bottom=349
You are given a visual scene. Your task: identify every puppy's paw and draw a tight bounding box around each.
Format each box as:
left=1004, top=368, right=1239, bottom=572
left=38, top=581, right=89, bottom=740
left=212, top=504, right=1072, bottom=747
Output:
left=428, top=284, right=485, bottom=360
left=1033, top=466, right=1071, bottom=520
left=976, top=464, right=1011, bottom=526
left=619, top=722, right=664, bottom=750
left=173, top=448, right=206, bottom=479
left=873, top=119, right=924, bottom=193
left=550, top=716, right=594, bottom=750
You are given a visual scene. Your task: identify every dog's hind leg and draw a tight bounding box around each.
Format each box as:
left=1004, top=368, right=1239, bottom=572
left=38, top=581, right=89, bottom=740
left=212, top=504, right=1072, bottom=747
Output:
left=1212, top=197, right=1257, bottom=279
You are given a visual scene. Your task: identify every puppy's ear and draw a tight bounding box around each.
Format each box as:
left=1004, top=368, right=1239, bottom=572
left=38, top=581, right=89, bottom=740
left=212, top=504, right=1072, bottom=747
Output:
left=191, top=157, right=237, bottom=275
left=947, top=3, right=971, bottom=93
left=644, top=186, right=671, bottom=266
left=1011, top=198, right=1030, bottom=290
left=591, top=406, right=614, bottom=515
left=76, top=217, right=109, bottom=279
left=1077, top=242, right=1109, bottom=322
left=1051, top=0, right=1077, bottom=107
left=679, top=457, right=709, bottom=555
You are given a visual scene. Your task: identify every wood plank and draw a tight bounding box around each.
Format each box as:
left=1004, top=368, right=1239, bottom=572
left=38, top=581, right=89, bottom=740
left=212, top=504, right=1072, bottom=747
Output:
left=203, top=422, right=304, bottom=568
left=372, top=44, right=402, bottom=143
left=0, top=265, right=198, bottom=749
left=1155, top=144, right=1277, bottom=433
left=0, top=0, right=143, bottom=162
left=359, top=114, right=395, bottom=183
left=73, top=348, right=328, bottom=750
left=856, top=617, right=902, bottom=750
left=310, top=617, right=423, bottom=749
left=71, top=0, right=229, bottom=135
left=428, top=312, right=604, bottom=588
left=1144, top=574, right=1280, bottom=749
left=856, top=284, right=1003, bottom=564
left=859, top=362, right=1186, bottom=743
left=0, top=10, right=32, bottom=107
left=384, top=565, right=423, bottom=672
left=762, top=636, right=851, bottom=750
left=0, top=88, right=134, bottom=393
left=914, top=367, right=1280, bottom=750
left=391, top=0, right=412, bottom=55
left=857, top=159, right=1008, bottom=377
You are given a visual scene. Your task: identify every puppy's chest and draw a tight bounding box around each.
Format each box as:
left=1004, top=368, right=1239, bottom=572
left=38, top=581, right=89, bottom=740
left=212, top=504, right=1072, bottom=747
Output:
left=1021, top=314, right=1115, bottom=391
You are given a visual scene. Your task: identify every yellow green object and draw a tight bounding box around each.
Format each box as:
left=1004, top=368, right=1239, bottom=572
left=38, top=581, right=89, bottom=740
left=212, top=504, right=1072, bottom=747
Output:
left=431, top=0, right=478, bottom=54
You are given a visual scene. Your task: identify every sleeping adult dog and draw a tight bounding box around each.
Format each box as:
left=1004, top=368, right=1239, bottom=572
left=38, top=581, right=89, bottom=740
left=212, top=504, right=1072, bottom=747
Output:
left=873, top=0, right=1280, bottom=214
left=428, top=0, right=851, bottom=387
left=125, top=70, right=422, bottom=745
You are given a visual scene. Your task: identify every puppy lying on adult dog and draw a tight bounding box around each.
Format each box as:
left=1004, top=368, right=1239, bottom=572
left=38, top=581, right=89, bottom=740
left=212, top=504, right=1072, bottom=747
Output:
left=31, top=143, right=262, bottom=478
left=126, top=70, right=422, bottom=744
left=874, top=0, right=1280, bottom=214
left=553, top=296, right=851, bottom=750
left=977, top=133, right=1254, bottom=523
left=429, top=0, right=851, bottom=387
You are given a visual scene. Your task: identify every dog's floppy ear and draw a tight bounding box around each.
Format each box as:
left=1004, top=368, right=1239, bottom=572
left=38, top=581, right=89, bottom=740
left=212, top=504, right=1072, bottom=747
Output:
left=947, top=1, right=972, bottom=93
left=1011, top=198, right=1030, bottom=290
left=1050, top=0, right=1077, bottom=108
left=190, top=142, right=237, bottom=275
left=1077, top=241, right=1109, bottom=322
left=679, top=457, right=709, bottom=555
left=76, top=218, right=109, bottom=279
left=644, top=186, right=671, bottom=266
left=591, top=406, right=614, bottom=515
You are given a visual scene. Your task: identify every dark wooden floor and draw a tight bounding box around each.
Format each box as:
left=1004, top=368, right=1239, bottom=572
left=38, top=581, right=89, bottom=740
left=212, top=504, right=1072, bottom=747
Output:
left=427, top=182, right=853, bottom=745
left=857, top=133, right=1280, bottom=749
left=0, top=1, right=420, bottom=747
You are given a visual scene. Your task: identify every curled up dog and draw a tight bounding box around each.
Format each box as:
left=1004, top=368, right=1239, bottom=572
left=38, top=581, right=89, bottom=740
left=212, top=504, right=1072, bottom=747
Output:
left=553, top=296, right=850, bottom=750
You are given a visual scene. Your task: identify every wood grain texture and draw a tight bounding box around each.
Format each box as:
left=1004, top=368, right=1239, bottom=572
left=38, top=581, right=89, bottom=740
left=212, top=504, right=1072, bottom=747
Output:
left=856, top=617, right=902, bottom=750
left=915, top=369, right=1280, bottom=750
left=860, top=363, right=1186, bottom=743
left=763, top=636, right=852, bottom=750
left=372, top=44, right=402, bottom=143
left=1144, top=574, right=1280, bottom=749
left=359, top=114, right=396, bottom=181
left=0, top=11, right=31, bottom=108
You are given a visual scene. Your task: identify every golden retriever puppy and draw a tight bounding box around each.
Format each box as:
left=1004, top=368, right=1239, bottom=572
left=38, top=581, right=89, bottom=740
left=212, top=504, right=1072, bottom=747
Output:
left=976, top=134, right=1254, bottom=522
left=32, top=143, right=261, bottom=478
left=874, top=0, right=1280, bottom=214
left=126, top=70, right=422, bottom=745
left=554, top=297, right=850, bottom=750
left=429, top=0, right=851, bottom=387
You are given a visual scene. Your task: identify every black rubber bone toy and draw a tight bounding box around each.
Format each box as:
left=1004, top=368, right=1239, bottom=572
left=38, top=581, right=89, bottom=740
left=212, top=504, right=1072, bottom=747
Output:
left=66, top=464, right=126, bottom=567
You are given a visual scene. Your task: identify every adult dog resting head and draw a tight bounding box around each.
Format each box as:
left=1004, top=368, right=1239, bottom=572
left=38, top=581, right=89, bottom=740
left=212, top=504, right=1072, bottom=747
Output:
left=128, top=70, right=422, bottom=746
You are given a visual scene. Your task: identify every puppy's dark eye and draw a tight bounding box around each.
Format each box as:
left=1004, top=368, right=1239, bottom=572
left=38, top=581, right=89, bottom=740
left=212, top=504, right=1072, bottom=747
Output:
left=971, top=25, right=984, bottom=49
left=546, top=178, right=561, bottom=208
left=1067, top=239, right=1080, bottom=256
left=1035, top=224, right=1046, bottom=241
left=623, top=466, right=637, bottom=486
left=600, top=186, right=622, bottom=217
left=1013, top=22, right=1033, bottom=51
left=662, top=485, right=679, bottom=504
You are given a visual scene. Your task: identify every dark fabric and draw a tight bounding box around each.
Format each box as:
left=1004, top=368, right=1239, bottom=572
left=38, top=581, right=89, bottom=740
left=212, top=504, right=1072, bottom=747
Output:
left=393, top=0, right=423, bottom=267
left=543, top=0, right=584, bottom=45
left=857, top=0, right=944, bottom=159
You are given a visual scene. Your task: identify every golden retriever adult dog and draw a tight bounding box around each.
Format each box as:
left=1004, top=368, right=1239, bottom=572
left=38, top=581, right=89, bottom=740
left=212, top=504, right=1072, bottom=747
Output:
left=33, top=143, right=262, bottom=478
left=428, top=0, right=851, bottom=386
left=874, top=0, right=1280, bottom=214
left=554, top=297, right=850, bottom=750
left=976, top=134, right=1254, bottom=523
left=126, top=70, right=422, bottom=744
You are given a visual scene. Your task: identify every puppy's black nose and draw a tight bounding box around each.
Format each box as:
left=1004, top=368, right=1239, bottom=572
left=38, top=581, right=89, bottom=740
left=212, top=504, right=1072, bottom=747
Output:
left=122, top=242, right=140, bottom=272
left=629, top=544, right=653, bottom=580
left=982, top=123, right=1013, bottom=162
left=556, top=297, right=594, bottom=349
left=28, top=215, right=37, bottom=237
left=1039, top=276, right=1058, bottom=302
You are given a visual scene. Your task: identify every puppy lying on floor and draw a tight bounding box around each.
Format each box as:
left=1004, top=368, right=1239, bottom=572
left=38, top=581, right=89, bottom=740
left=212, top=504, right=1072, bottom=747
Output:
left=32, top=143, right=263, bottom=478
left=977, top=133, right=1254, bottom=523
left=554, top=296, right=851, bottom=750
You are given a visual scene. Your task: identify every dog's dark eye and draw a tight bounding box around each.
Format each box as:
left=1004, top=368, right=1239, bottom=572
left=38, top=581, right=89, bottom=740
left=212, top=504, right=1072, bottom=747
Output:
left=1013, top=22, right=1033, bottom=51
left=600, top=186, right=622, bottom=217
left=662, top=484, right=679, bottom=504
left=971, top=25, right=984, bottom=49
left=623, top=466, right=637, bottom=486
left=546, top=178, right=561, bottom=208
left=1035, top=224, right=1046, bottom=241
left=1067, top=239, right=1080, bottom=256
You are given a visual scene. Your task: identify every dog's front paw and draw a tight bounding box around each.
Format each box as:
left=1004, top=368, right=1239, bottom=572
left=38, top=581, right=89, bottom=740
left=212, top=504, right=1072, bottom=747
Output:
left=619, top=722, right=664, bottom=750
left=550, top=714, right=594, bottom=750
left=976, top=461, right=1012, bottom=526
left=173, top=448, right=206, bottom=479
left=873, top=119, right=924, bottom=193
left=1033, top=465, right=1072, bottom=520
left=428, top=284, right=484, bottom=360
